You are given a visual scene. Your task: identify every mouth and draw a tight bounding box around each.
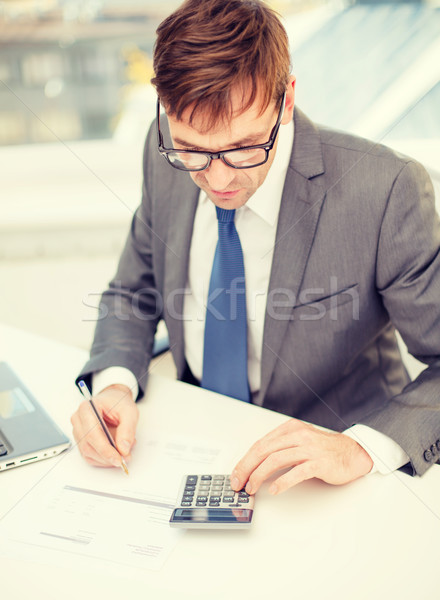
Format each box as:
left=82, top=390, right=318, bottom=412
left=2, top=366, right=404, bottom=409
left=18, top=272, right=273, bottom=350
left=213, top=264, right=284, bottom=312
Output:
left=210, top=189, right=241, bottom=199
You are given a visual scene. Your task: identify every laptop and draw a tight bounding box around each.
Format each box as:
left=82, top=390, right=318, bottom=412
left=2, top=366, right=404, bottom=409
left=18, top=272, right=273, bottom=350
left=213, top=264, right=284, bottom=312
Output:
left=0, top=361, right=70, bottom=472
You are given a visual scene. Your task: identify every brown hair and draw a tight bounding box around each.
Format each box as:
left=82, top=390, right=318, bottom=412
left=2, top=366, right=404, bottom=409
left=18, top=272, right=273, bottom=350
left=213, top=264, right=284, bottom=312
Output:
left=151, top=0, right=291, bottom=129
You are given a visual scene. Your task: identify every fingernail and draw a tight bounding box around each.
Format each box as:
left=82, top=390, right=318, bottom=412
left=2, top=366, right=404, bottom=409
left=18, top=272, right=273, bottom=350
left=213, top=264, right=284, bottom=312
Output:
left=245, top=482, right=252, bottom=494
left=231, top=476, right=239, bottom=490
left=112, top=457, right=121, bottom=468
left=120, top=440, right=131, bottom=455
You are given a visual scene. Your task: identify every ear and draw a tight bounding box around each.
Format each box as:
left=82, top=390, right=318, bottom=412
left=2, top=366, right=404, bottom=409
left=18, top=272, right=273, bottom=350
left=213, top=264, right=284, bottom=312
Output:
left=282, top=75, right=296, bottom=125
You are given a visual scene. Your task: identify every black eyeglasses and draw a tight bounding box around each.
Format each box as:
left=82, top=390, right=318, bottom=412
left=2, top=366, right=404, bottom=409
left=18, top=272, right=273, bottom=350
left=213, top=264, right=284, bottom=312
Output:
left=156, top=93, right=286, bottom=172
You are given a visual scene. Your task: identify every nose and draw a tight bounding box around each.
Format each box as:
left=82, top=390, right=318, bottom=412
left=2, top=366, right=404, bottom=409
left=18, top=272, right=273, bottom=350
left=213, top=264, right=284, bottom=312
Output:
left=203, top=157, right=236, bottom=191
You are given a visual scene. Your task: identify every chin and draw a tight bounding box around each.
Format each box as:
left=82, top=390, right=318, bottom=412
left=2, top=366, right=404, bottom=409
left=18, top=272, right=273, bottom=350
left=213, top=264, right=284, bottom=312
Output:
left=208, top=194, right=250, bottom=211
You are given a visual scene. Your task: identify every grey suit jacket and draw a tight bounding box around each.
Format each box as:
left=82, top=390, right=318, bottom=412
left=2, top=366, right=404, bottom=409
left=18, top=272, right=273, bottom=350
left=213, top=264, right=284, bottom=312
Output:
left=78, top=107, right=440, bottom=476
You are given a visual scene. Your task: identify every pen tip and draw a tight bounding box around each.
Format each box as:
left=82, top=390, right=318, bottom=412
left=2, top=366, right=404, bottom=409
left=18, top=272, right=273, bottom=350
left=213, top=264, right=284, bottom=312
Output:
left=121, top=459, right=129, bottom=476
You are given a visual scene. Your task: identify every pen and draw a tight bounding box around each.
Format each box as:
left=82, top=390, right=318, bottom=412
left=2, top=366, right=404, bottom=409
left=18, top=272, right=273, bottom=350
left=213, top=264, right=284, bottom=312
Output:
left=77, top=380, right=129, bottom=475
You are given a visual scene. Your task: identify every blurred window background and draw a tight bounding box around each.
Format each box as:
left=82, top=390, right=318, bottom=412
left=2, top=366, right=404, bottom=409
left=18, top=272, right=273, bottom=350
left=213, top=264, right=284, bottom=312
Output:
left=0, top=0, right=439, bottom=378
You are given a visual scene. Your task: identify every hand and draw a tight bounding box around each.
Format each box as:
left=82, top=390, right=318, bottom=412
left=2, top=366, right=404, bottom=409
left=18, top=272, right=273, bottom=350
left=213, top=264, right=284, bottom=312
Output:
left=230, top=418, right=373, bottom=495
left=71, top=384, right=139, bottom=468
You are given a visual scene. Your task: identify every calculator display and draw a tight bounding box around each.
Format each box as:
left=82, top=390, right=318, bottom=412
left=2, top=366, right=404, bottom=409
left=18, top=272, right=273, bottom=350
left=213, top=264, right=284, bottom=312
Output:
left=171, top=508, right=253, bottom=524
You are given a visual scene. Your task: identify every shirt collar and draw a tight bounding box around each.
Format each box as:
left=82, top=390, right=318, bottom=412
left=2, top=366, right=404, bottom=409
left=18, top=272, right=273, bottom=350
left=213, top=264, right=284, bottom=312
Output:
left=243, top=119, right=294, bottom=227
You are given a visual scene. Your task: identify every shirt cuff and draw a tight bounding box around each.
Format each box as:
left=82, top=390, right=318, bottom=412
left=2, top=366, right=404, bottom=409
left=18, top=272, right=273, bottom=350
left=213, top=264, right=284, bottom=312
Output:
left=92, top=367, right=139, bottom=401
left=343, top=424, right=410, bottom=475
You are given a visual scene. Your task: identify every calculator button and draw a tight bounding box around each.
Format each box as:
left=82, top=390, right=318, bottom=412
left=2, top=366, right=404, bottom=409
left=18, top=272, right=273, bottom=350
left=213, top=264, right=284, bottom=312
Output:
left=239, top=491, right=249, bottom=498
left=209, top=501, right=220, bottom=507
left=196, top=501, right=207, bottom=506
left=197, top=496, right=208, bottom=502
left=186, top=476, right=198, bottom=485
left=183, top=494, right=194, bottom=500
left=212, top=486, right=223, bottom=492
left=185, top=484, right=196, bottom=491
left=209, top=496, right=221, bottom=502
left=238, top=497, right=249, bottom=503
left=181, top=501, right=192, bottom=506
left=201, top=475, right=212, bottom=481
left=213, top=475, right=225, bottom=480
left=223, top=496, right=235, bottom=503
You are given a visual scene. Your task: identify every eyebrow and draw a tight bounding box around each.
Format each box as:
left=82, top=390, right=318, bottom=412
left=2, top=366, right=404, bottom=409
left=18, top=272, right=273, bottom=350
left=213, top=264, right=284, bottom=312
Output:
left=172, top=133, right=268, bottom=151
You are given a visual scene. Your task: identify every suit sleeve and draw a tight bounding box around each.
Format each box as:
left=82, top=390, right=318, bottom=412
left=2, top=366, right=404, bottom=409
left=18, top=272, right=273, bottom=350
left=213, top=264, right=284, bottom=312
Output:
left=76, top=123, right=161, bottom=399
left=359, top=160, right=440, bottom=475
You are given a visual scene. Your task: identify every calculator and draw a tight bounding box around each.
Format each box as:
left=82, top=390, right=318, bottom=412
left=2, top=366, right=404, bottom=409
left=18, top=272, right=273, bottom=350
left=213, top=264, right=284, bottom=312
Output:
left=169, top=474, right=255, bottom=529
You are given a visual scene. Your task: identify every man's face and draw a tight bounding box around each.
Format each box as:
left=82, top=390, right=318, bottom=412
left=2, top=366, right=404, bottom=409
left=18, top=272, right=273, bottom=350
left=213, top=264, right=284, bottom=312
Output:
left=166, top=91, right=287, bottom=210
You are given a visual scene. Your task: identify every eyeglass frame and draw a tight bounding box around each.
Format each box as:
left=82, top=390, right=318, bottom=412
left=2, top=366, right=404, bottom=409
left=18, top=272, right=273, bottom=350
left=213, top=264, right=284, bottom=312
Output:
left=156, top=92, right=286, bottom=172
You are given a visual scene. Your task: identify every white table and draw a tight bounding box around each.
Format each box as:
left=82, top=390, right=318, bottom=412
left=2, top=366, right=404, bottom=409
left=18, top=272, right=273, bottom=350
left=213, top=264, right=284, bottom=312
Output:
left=1, top=323, right=439, bottom=600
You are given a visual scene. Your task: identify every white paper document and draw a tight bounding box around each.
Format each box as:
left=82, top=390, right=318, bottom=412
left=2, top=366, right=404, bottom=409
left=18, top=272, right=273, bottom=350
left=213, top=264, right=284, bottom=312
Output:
left=0, top=436, right=224, bottom=572
left=13, top=483, right=177, bottom=569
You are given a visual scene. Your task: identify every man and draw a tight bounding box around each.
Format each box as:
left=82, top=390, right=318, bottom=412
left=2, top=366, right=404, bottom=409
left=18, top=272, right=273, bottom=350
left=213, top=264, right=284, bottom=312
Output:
left=71, top=0, right=440, bottom=496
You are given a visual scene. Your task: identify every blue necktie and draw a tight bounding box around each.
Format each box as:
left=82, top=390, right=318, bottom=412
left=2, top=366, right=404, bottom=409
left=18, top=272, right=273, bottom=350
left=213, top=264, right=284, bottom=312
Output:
left=202, top=207, right=250, bottom=402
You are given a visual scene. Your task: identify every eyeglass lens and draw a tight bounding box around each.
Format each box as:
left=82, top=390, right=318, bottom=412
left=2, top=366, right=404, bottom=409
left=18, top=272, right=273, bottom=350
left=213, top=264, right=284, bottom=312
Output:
left=167, top=146, right=268, bottom=171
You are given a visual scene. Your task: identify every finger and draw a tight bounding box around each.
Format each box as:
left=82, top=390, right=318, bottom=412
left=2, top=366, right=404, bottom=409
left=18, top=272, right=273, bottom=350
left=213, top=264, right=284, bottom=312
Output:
left=72, top=424, right=112, bottom=467
left=78, top=437, right=132, bottom=467
left=100, top=408, right=120, bottom=427
left=231, top=427, right=303, bottom=491
left=113, top=402, right=139, bottom=456
left=81, top=441, right=115, bottom=467
left=71, top=410, right=92, bottom=458
left=269, top=460, right=317, bottom=495
left=72, top=418, right=118, bottom=466
left=245, top=447, right=307, bottom=494
left=75, top=401, right=122, bottom=467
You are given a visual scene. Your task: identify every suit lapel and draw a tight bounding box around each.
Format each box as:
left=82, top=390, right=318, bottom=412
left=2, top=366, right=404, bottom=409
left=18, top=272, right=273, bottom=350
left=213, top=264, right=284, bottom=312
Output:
left=257, top=108, right=327, bottom=404
left=163, top=173, right=199, bottom=376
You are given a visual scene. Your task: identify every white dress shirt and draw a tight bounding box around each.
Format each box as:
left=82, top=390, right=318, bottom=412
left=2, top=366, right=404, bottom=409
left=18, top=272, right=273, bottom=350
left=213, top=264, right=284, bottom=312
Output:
left=93, top=118, right=410, bottom=475
left=183, top=117, right=294, bottom=394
